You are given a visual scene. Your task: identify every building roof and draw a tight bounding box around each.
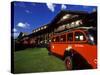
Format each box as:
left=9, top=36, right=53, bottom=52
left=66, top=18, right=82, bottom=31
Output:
left=17, top=32, right=29, bottom=40
left=49, top=10, right=96, bottom=25
left=31, top=10, right=97, bottom=35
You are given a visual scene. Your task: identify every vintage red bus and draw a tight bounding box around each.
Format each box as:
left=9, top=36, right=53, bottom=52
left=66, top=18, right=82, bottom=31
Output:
left=48, top=27, right=97, bottom=70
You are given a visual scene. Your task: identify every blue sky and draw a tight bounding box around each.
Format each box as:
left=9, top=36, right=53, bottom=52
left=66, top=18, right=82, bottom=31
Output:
left=12, top=1, right=97, bottom=38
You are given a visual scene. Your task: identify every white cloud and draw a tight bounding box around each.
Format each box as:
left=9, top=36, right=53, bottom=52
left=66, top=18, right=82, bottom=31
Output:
left=46, top=2, right=55, bottom=12
left=12, top=28, right=17, bottom=32
left=25, top=10, right=32, bottom=14
left=25, top=10, right=30, bottom=13
left=61, top=4, right=67, bottom=10
left=17, top=22, right=30, bottom=28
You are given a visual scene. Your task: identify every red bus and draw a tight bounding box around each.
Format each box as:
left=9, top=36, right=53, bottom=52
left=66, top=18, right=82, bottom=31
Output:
left=48, top=27, right=97, bottom=70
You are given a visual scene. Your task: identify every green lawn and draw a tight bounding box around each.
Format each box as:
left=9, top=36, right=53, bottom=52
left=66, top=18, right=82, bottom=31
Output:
left=14, top=48, right=66, bottom=73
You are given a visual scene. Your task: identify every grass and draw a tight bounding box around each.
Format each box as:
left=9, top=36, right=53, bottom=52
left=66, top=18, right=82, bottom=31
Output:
left=14, top=48, right=66, bottom=73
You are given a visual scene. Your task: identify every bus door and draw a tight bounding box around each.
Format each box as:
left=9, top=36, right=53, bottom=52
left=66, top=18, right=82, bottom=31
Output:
left=66, top=32, right=74, bottom=51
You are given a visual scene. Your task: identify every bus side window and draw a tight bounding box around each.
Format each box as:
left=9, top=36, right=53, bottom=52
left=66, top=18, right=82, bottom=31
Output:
left=52, top=37, right=56, bottom=42
left=75, top=31, right=86, bottom=41
left=67, top=33, right=73, bottom=41
left=60, top=35, right=66, bottom=42
left=56, top=36, right=59, bottom=42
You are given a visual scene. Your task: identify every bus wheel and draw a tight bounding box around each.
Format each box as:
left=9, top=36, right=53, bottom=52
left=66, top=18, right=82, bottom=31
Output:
left=65, top=56, right=73, bottom=70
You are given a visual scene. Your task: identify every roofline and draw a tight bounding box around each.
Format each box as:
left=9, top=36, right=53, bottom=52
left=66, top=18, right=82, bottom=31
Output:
left=32, top=24, right=48, bottom=32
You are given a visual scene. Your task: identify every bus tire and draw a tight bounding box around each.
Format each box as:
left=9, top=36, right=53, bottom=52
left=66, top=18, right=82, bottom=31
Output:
left=65, top=56, right=73, bottom=70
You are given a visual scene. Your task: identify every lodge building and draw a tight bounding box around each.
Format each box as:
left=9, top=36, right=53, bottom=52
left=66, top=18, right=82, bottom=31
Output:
left=15, top=10, right=97, bottom=49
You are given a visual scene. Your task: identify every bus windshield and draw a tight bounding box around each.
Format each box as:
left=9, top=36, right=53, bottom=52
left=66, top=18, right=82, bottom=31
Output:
left=88, top=29, right=97, bottom=45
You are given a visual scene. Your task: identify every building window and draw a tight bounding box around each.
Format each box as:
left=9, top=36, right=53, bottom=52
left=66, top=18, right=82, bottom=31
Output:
left=38, top=28, right=40, bottom=31
left=44, top=26, right=47, bottom=29
left=36, top=29, right=38, bottom=32
left=41, top=27, right=43, bottom=30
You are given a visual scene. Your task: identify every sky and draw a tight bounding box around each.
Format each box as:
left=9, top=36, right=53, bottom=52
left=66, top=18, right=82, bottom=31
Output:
left=12, top=1, right=97, bottom=39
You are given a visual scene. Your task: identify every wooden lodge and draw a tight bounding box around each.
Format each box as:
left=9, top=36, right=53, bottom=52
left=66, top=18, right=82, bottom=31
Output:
left=15, top=10, right=97, bottom=49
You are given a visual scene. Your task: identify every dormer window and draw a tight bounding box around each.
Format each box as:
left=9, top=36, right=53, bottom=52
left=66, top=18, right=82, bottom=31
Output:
left=44, top=26, right=47, bottom=29
left=76, top=20, right=83, bottom=25
left=62, top=14, right=71, bottom=19
left=36, top=29, right=38, bottom=32
left=57, top=14, right=71, bottom=23
left=41, top=27, right=43, bottom=30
